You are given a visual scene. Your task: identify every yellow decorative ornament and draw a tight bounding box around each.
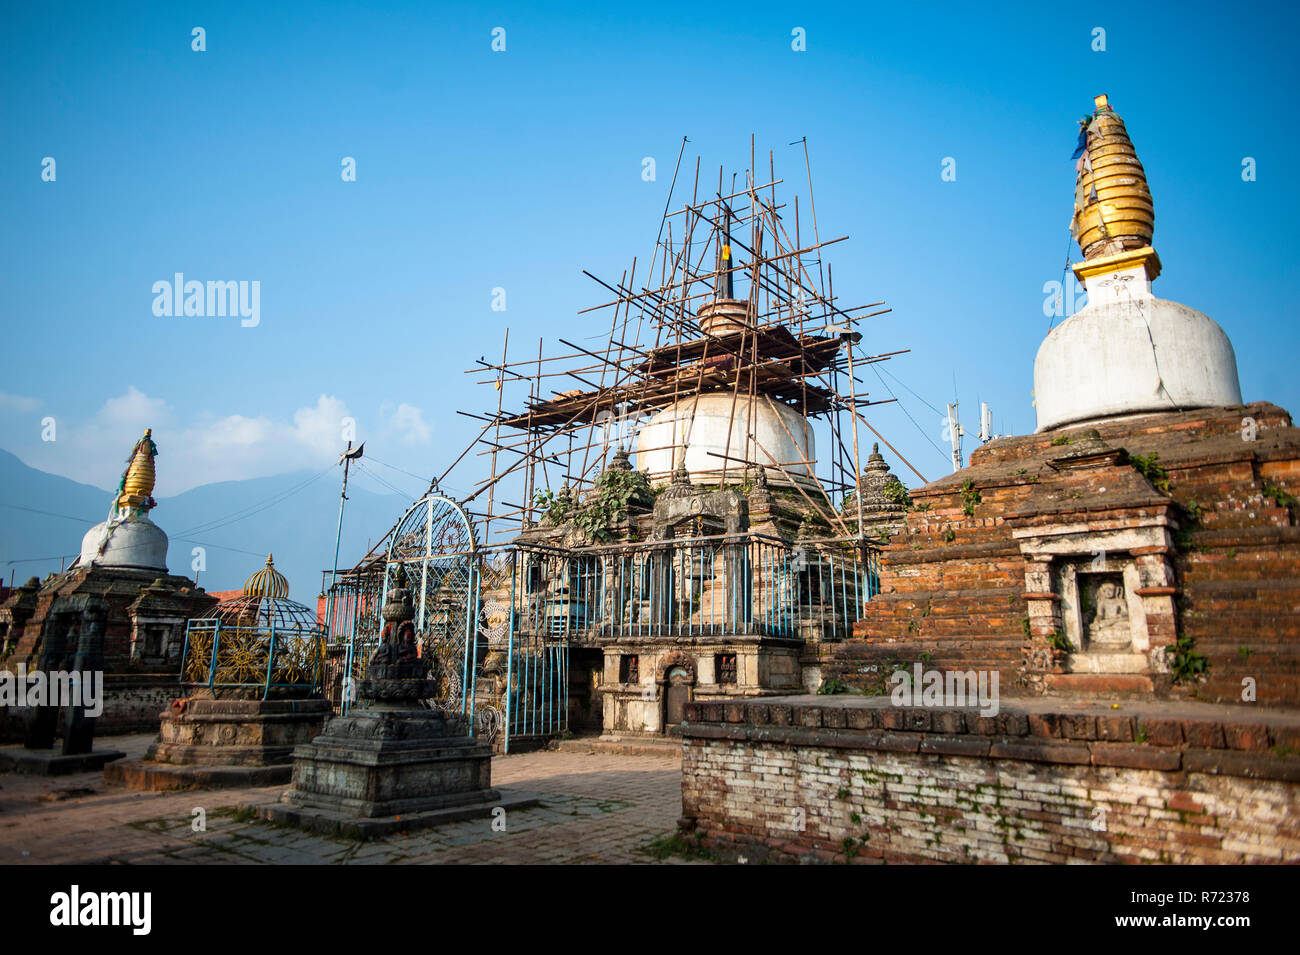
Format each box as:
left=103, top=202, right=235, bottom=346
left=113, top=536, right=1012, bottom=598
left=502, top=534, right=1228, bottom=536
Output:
left=244, top=553, right=291, bottom=600
left=1072, top=94, right=1155, bottom=261
left=114, top=428, right=158, bottom=514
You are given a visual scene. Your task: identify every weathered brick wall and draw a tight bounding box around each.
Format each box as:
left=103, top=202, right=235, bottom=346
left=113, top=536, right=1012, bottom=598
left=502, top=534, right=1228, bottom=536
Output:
left=680, top=697, right=1300, bottom=864
left=1168, top=451, right=1300, bottom=705
left=825, top=403, right=1300, bottom=705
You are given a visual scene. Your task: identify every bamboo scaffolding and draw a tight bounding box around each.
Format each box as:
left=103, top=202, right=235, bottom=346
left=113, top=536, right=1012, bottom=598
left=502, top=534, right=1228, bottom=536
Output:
left=331, top=140, right=934, bottom=582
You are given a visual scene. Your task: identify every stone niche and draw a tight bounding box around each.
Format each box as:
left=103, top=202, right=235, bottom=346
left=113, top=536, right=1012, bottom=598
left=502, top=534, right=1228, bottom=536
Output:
left=1017, top=519, right=1177, bottom=681
left=1058, top=562, right=1149, bottom=671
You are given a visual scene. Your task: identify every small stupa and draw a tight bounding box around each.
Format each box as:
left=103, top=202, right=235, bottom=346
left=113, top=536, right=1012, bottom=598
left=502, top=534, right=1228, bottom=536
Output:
left=76, top=429, right=169, bottom=571
left=1034, top=94, right=1243, bottom=431
left=259, top=563, right=532, bottom=838
left=843, top=443, right=909, bottom=537
left=1, top=429, right=214, bottom=770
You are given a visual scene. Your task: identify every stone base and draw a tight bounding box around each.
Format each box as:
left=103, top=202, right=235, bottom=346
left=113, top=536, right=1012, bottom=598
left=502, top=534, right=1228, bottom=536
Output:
left=148, top=696, right=332, bottom=767
left=0, top=745, right=125, bottom=776
left=282, top=704, right=498, bottom=819
left=104, top=758, right=290, bottom=791
left=247, top=788, right=540, bottom=840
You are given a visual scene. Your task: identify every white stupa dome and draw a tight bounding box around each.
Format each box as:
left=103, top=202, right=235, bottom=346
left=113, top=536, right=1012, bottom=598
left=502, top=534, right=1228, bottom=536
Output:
left=635, top=393, right=815, bottom=486
left=78, top=515, right=169, bottom=571
left=1034, top=295, right=1242, bottom=432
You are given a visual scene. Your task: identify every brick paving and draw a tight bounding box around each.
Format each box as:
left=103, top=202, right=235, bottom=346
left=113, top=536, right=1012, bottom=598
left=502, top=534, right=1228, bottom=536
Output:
left=0, top=734, right=698, bottom=865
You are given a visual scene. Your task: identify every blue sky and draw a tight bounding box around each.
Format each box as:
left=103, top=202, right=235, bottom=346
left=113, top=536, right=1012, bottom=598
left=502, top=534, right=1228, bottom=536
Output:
left=2, top=1, right=1297, bottom=550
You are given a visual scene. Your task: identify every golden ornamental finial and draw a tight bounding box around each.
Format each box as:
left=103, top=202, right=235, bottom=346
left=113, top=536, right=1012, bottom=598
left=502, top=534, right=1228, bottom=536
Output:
left=114, top=428, right=158, bottom=515
left=243, top=554, right=289, bottom=599
left=1071, top=94, right=1155, bottom=261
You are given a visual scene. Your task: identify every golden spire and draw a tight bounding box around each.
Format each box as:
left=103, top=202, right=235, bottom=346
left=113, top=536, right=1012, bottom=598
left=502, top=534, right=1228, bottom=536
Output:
left=1072, top=94, right=1155, bottom=261
left=243, top=553, right=290, bottom=599
left=114, top=428, right=158, bottom=514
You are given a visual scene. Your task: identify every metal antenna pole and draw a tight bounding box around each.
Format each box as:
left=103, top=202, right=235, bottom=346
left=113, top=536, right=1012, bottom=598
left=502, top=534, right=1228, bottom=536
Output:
left=947, top=403, right=963, bottom=472
left=327, top=440, right=365, bottom=624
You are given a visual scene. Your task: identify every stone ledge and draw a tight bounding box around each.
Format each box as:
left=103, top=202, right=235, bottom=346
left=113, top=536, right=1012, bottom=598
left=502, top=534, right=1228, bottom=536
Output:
left=246, top=788, right=541, bottom=841
left=104, top=758, right=290, bottom=791
left=0, top=746, right=126, bottom=776
left=681, top=695, right=1300, bottom=783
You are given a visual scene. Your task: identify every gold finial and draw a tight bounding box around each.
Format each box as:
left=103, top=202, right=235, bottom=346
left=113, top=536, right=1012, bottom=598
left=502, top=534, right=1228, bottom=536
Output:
left=1071, top=94, right=1155, bottom=262
left=243, top=554, right=289, bottom=599
left=114, top=428, right=158, bottom=515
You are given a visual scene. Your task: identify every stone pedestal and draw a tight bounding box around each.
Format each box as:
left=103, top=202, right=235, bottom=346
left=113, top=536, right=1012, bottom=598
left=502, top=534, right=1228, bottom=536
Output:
left=247, top=564, right=527, bottom=838
left=105, top=694, right=331, bottom=791
left=282, top=706, right=498, bottom=817
left=251, top=700, right=537, bottom=839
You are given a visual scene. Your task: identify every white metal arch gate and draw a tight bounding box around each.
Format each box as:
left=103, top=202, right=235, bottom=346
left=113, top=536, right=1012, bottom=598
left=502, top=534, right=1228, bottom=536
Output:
left=384, top=492, right=479, bottom=717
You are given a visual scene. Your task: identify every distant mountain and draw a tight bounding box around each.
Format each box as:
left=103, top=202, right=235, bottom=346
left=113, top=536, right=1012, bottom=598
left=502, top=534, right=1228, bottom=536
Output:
left=0, top=448, right=412, bottom=599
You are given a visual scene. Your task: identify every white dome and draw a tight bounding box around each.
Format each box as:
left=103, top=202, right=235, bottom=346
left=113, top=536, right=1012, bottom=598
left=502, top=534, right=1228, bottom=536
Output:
left=635, top=393, right=815, bottom=485
left=1034, top=297, right=1242, bottom=432
left=78, top=515, right=169, bottom=571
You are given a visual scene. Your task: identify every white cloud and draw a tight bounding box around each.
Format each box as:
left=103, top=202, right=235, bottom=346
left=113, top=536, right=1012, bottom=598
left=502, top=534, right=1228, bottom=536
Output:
left=384, top=402, right=432, bottom=445
left=1, top=389, right=438, bottom=498
left=98, top=386, right=168, bottom=428
left=291, top=394, right=352, bottom=458
left=0, top=392, right=41, bottom=413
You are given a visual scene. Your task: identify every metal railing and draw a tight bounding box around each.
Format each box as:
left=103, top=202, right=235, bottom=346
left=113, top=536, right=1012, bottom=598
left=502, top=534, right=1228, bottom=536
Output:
left=511, top=533, right=879, bottom=641
left=180, top=620, right=325, bottom=696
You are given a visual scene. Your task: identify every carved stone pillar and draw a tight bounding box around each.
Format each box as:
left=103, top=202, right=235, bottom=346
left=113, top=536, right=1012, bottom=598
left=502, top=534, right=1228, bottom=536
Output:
left=62, top=597, right=107, bottom=756
left=1022, top=558, right=1061, bottom=638
left=24, top=612, right=72, bottom=749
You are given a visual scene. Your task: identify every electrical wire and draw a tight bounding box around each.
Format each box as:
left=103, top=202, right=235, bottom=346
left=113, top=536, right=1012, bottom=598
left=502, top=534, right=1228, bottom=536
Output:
left=175, top=467, right=332, bottom=537
left=352, top=462, right=413, bottom=499
left=365, top=455, right=430, bottom=486
left=868, top=366, right=949, bottom=462
left=878, top=365, right=946, bottom=417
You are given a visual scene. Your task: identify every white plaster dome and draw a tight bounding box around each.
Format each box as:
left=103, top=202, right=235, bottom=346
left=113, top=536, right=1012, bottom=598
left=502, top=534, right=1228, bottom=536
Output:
left=1033, top=297, right=1242, bottom=432
left=634, top=393, right=815, bottom=486
left=78, top=515, right=169, bottom=571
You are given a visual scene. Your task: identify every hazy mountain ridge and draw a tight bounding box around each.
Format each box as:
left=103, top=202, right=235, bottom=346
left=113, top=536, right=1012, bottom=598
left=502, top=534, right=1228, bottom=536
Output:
left=0, top=448, right=411, bottom=599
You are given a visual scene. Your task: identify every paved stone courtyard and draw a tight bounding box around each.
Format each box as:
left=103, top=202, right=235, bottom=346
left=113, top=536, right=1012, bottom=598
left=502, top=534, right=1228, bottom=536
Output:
left=0, top=735, right=696, bottom=865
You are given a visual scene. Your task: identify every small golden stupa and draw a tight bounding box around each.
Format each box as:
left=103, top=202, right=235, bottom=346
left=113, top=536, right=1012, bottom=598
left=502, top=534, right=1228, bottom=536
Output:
left=1071, top=94, right=1161, bottom=286
left=114, top=428, right=158, bottom=513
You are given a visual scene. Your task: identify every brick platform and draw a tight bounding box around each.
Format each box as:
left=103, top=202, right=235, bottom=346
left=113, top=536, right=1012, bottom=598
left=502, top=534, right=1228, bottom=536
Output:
left=826, top=403, right=1300, bottom=705
left=680, top=696, right=1300, bottom=864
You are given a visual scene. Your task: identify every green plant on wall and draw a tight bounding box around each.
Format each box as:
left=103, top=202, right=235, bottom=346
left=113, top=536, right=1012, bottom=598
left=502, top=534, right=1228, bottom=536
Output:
left=1048, top=631, right=1074, bottom=654
left=1167, top=634, right=1209, bottom=684
left=1262, top=481, right=1298, bottom=512
left=1129, top=452, right=1172, bottom=495
left=883, top=477, right=912, bottom=509
left=533, top=467, right=654, bottom=542
left=533, top=486, right=576, bottom=526
left=960, top=480, right=982, bottom=517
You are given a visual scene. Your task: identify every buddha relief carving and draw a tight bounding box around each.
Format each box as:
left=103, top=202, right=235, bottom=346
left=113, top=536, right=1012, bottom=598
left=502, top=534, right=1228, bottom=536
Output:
left=1082, top=575, right=1131, bottom=649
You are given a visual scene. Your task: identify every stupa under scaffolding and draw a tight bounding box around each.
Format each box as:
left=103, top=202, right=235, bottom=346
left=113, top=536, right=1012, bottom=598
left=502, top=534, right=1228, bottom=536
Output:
left=324, top=141, right=916, bottom=751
